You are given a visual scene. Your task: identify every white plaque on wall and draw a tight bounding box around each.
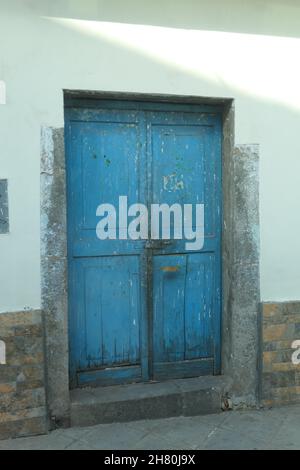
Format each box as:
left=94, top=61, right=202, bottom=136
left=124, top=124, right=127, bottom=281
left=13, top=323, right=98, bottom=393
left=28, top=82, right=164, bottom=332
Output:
left=0, top=81, right=6, bottom=105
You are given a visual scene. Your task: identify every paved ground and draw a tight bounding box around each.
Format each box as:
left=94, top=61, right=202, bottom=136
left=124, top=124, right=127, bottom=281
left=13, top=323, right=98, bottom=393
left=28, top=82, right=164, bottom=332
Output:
left=0, top=404, right=300, bottom=450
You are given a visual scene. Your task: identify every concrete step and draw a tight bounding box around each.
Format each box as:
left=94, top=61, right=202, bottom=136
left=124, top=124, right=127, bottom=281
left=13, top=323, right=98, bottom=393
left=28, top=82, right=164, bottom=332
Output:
left=70, top=376, right=228, bottom=427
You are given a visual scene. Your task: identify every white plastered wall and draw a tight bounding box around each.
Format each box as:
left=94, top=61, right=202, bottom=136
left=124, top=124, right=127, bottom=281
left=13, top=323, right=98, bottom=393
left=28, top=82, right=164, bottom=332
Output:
left=0, top=0, right=300, bottom=312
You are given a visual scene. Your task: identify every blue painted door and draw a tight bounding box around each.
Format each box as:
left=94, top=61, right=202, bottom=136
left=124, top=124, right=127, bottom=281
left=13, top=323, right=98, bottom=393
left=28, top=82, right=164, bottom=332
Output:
left=65, top=100, right=222, bottom=388
left=149, top=111, right=221, bottom=379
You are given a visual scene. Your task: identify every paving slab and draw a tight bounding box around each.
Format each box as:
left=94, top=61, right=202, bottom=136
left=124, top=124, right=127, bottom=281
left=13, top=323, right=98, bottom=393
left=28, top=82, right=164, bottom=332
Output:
left=0, top=404, right=299, bottom=450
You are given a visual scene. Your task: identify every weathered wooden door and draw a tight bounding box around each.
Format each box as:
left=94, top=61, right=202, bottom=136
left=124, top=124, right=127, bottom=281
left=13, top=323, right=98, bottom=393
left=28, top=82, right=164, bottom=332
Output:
left=65, top=99, right=222, bottom=388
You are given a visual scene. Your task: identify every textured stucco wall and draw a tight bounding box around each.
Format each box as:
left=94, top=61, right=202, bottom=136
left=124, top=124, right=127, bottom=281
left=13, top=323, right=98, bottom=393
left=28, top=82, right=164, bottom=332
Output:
left=0, top=0, right=300, bottom=311
left=40, top=127, right=69, bottom=426
left=222, top=143, right=260, bottom=406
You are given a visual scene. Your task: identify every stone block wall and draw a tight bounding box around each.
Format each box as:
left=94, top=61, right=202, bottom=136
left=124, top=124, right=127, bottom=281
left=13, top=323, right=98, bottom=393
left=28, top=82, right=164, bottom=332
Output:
left=261, top=302, right=300, bottom=406
left=0, top=310, right=47, bottom=439
left=2, top=302, right=300, bottom=440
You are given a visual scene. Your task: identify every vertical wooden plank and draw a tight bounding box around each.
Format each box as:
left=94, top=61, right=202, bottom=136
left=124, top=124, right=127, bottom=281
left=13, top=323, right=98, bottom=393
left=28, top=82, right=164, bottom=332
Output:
left=184, top=253, right=214, bottom=360
left=85, top=266, right=103, bottom=366
left=153, top=255, right=186, bottom=363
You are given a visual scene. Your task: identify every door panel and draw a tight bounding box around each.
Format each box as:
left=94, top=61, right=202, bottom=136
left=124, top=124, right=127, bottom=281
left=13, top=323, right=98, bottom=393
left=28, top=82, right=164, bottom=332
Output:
left=80, top=122, right=140, bottom=230
left=152, top=253, right=216, bottom=379
left=149, top=113, right=221, bottom=378
left=68, top=115, right=144, bottom=257
left=150, top=114, right=220, bottom=243
left=71, top=256, right=142, bottom=386
left=153, top=253, right=216, bottom=364
left=66, top=109, right=148, bottom=387
left=76, top=256, right=141, bottom=369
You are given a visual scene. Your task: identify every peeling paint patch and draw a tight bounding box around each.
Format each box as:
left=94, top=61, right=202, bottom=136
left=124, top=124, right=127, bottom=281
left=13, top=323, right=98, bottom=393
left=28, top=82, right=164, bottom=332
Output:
left=163, top=173, right=184, bottom=192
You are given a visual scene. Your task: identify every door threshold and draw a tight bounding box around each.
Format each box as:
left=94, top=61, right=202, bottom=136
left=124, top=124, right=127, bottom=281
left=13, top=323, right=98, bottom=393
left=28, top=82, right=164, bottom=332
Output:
left=70, top=375, right=229, bottom=427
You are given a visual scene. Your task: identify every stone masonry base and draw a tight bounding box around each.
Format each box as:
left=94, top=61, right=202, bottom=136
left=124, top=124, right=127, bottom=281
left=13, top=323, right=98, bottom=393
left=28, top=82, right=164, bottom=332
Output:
left=1, top=302, right=300, bottom=439
left=261, top=302, right=300, bottom=406
left=0, top=310, right=47, bottom=440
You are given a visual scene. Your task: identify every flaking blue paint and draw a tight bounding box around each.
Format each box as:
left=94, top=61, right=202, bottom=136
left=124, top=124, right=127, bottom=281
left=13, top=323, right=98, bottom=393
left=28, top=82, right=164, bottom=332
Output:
left=65, top=100, right=222, bottom=387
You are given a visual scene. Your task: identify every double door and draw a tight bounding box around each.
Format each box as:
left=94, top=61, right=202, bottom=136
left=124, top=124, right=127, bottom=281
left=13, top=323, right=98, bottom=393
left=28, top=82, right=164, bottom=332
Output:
left=65, top=100, right=222, bottom=387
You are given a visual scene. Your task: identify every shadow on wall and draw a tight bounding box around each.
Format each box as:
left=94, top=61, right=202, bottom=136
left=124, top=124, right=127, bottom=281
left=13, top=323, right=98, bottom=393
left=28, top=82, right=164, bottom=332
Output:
left=38, top=5, right=300, bottom=300
left=45, top=15, right=300, bottom=114
left=9, top=0, right=300, bottom=39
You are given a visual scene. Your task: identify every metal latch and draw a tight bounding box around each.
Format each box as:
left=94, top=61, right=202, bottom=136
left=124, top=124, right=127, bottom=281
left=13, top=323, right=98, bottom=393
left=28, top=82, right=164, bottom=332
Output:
left=160, top=266, right=180, bottom=272
left=145, top=239, right=173, bottom=249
